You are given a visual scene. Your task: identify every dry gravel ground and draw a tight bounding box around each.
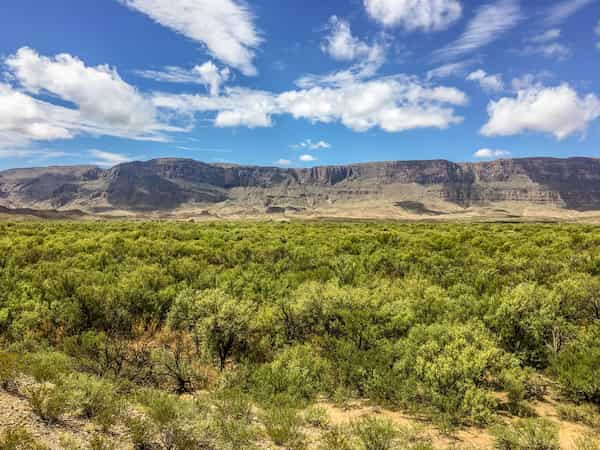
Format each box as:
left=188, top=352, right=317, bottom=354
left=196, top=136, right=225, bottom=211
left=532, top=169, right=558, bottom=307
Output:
left=0, top=389, right=129, bottom=449
left=1, top=387, right=597, bottom=449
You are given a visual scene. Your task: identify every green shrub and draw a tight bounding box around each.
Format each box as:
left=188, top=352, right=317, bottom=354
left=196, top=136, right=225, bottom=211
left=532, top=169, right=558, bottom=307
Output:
left=499, top=368, right=539, bottom=417
left=393, top=323, right=508, bottom=427
left=262, top=405, right=305, bottom=448
left=137, top=390, right=204, bottom=450
left=86, top=435, right=116, bottom=450
left=212, top=388, right=253, bottom=422
left=23, top=351, right=73, bottom=383
left=491, top=418, right=560, bottom=450
left=24, top=382, right=70, bottom=424
left=396, top=424, right=434, bottom=450
left=552, top=323, right=600, bottom=403
left=320, top=425, right=355, bottom=450
left=124, top=415, right=156, bottom=450
left=211, top=389, right=256, bottom=449
left=556, top=403, right=600, bottom=429
left=0, top=351, right=20, bottom=392
left=304, top=405, right=330, bottom=428
left=168, top=288, right=254, bottom=370
left=574, top=433, right=600, bottom=450
left=353, top=416, right=397, bottom=450
left=523, top=373, right=548, bottom=401
left=0, top=427, right=48, bottom=450
left=492, top=283, right=557, bottom=368
left=68, top=374, right=123, bottom=431
left=139, top=389, right=183, bottom=427
left=253, top=344, right=332, bottom=404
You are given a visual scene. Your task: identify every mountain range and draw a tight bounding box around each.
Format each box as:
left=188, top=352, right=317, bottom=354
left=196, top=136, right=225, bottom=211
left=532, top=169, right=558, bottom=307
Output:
left=2, top=157, right=600, bottom=220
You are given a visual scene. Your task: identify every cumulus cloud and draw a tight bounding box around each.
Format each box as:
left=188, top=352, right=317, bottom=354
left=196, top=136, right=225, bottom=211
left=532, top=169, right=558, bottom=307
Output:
left=153, top=76, right=467, bottom=133
left=195, top=62, right=231, bottom=96
left=0, top=83, right=73, bottom=147
left=467, top=69, right=504, bottom=92
left=298, top=17, right=386, bottom=90
left=363, top=0, right=462, bottom=31
left=545, top=0, right=595, bottom=25
left=4, top=47, right=167, bottom=143
left=89, top=149, right=133, bottom=167
left=136, top=61, right=230, bottom=95
left=481, top=84, right=600, bottom=139
left=275, top=159, right=291, bottom=166
left=435, top=0, right=521, bottom=60
left=120, top=0, right=261, bottom=76
left=473, top=148, right=511, bottom=158
left=299, top=154, right=317, bottom=162
left=322, top=16, right=379, bottom=61
left=291, top=139, right=331, bottom=150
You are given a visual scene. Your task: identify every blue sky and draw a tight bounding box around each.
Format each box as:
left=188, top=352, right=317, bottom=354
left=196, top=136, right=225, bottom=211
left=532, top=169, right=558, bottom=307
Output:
left=0, top=0, right=599, bottom=170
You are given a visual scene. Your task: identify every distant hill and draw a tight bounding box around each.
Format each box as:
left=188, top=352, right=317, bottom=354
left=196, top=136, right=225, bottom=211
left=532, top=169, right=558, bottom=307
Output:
left=2, top=157, right=600, bottom=219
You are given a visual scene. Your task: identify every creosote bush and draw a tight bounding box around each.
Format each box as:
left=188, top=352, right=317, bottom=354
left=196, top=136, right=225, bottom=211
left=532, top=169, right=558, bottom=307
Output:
left=0, top=222, right=600, bottom=447
left=491, top=418, right=560, bottom=450
left=262, top=404, right=305, bottom=448
left=68, top=374, right=123, bottom=431
left=24, top=382, right=70, bottom=424
left=353, top=416, right=397, bottom=450
left=0, top=427, right=49, bottom=450
left=556, top=403, right=600, bottom=429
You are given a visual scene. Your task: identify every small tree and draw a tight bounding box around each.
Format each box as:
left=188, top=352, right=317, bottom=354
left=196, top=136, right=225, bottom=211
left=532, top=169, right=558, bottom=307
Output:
left=552, top=323, right=600, bottom=404
left=168, top=288, right=253, bottom=370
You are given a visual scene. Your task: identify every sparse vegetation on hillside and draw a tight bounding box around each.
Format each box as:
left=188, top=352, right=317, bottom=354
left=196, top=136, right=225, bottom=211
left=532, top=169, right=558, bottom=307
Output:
left=0, top=221, right=599, bottom=448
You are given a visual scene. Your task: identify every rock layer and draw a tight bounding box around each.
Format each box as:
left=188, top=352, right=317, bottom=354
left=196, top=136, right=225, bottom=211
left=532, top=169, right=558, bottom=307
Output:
left=1, top=157, right=599, bottom=213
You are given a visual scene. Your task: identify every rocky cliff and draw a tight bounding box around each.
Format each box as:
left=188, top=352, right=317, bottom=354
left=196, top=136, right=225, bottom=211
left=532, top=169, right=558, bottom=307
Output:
left=1, top=157, right=599, bottom=214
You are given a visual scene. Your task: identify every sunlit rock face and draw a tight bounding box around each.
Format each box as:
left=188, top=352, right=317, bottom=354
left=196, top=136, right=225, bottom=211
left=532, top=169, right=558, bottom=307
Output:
left=1, top=156, right=600, bottom=212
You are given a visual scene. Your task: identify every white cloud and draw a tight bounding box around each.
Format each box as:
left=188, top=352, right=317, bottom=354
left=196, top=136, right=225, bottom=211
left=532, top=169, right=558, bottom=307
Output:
left=322, top=16, right=376, bottom=61
left=523, top=28, right=570, bottom=60
left=275, top=159, right=291, bottom=166
left=545, top=0, right=595, bottom=25
left=0, top=148, right=68, bottom=159
left=136, top=66, right=207, bottom=84
left=196, top=62, right=231, bottom=96
left=435, top=0, right=521, bottom=60
left=136, top=61, right=230, bottom=95
left=481, top=83, right=600, bottom=139
left=467, top=69, right=504, bottom=92
left=299, top=17, right=387, bottom=90
left=524, top=42, right=570, bottom=59
left=120, top=0, right=261, bottom=75
left=510, top=72, right=552, bottom=91
left=299, top=154, right=317, bottom=162
left=291, top=139, right=331, bottom=150
left=5, top=47, right=166, bottom=142
left=363, top=0, right=462, bottom=31
left=426, top=60, right=475, bottom=79
left=473, top=148, right=511, bottom=158
left=153, top=75, right=467, bottom=133
left=530, top=28, right=561, bottom=43
left=89, top=149, right=133, bottom=167
left=0, top=83, right=73, bottom=145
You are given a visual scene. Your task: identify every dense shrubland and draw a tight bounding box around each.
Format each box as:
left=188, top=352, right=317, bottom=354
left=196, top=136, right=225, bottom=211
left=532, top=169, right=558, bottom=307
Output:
left=0, top=221, right=599, bottom=448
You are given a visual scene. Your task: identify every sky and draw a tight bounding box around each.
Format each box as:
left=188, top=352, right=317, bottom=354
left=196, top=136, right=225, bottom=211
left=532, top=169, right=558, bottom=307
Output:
left=0, top=0, right=599, bottom=170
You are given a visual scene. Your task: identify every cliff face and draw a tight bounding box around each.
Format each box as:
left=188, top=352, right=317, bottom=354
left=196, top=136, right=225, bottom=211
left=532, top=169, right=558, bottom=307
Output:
left=1, top=157, right=599, bottom=213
